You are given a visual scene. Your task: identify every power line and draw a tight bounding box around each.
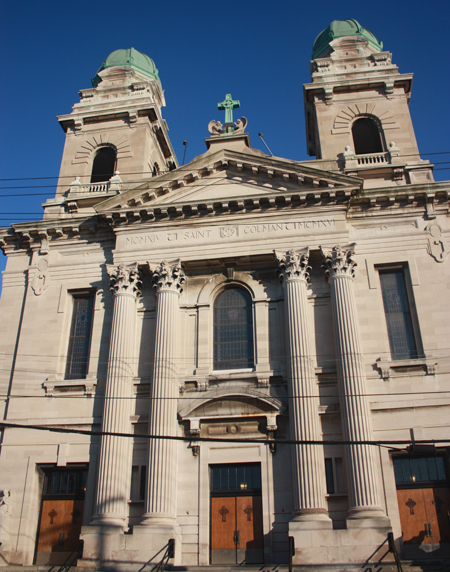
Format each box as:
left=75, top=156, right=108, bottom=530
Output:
left=1, top=151, right=450, bottom=182
left=1, top=421, right=449, bottom=447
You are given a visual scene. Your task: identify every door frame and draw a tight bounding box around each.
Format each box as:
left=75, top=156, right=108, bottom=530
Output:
left=33, top=465, right=88, bottom=565
left=198, top=443, right=274, bottom=565
left=209, top=464, right=264, bottom=564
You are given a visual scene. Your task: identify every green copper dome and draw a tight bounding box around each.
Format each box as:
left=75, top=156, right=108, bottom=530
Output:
left=92, top=48, right=161, bottom=87
left=312, top=19, right=383, bottom=59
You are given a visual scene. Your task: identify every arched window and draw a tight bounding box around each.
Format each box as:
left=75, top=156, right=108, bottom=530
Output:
left=90, top=147, right=116, bottom=183
left=213, top=288, right=254, bottom=370
left=352, top=117, right=383, bottom=155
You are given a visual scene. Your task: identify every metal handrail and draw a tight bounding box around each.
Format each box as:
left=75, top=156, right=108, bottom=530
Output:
left=56, top=539, right=84, bottom=572
left=387, top=532, right=403, bottom=572
left=139, top=538, right=175, bottom=572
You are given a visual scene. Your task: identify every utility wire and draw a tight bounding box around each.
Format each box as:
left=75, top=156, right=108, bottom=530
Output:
left=1, top=421, right=449, bottom=447
left=1, top=151, right=450, bottom=182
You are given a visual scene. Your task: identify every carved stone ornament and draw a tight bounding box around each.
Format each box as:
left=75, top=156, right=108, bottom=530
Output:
left=107, top=262, right=142, bottom=297
left=274, top=247, right=310, bottom=283
left=208, top=120, right=223, bottom=136
left=234, top=116, right=247, bottom=134
left=31, top=257, right=51, bottom=296
left=149, top=259, right=185, bottom=294
left=426, top=223, right=448, bottom=263
left=320, top=244, right=356, bottom=282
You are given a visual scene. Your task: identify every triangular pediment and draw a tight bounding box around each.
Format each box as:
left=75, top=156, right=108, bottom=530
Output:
left=94, top=148, right=362, bottom=219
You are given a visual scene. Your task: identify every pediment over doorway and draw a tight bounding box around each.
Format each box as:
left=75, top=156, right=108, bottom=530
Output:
left=178, top=389, right=284, bottom=437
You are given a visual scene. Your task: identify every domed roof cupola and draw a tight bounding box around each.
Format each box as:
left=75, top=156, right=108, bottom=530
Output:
left=91, top=47, right=161, bottom=87
left=312, top=19, right=383, bottom=59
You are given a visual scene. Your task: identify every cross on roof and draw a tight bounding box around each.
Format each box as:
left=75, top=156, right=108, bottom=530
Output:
left=218, top=94, right=240, bottom=128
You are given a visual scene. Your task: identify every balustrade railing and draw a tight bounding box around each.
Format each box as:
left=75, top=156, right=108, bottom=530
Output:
left=356, top=152, right=389, bottom=165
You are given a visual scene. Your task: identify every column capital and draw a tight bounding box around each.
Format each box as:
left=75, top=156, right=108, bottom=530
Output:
left=107, top=262, right=142, bottom=297
left=320, top=244, right=356, bottom=282
left=274, top=247, right=310, bottom=284
left=149, top=259, right=185, bottom=295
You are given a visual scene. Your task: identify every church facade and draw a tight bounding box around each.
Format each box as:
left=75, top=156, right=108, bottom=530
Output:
left=1, top=20, right=449, bottom=568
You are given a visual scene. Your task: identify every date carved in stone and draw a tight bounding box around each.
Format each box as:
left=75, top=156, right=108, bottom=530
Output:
left=149, top=260, right=185, bottom=294
left=320, top=244, right=357, bottom=281
left=107, top=262, right=142, bottom=297
left=274, top=247, right=310, bottom=283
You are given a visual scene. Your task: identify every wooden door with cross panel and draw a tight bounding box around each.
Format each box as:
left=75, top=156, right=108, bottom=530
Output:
left=210, top=463, right=264, bottom=564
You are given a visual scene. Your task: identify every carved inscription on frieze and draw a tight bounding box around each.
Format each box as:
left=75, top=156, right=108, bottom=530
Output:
left=123, top=218, right=336, bottom=250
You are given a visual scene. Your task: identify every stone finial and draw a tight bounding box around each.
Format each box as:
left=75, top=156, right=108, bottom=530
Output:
left=320, top=244, right=356, bottom=281
left=107, top=262, right=142, bottom=296
left=274, top=247, right=310, bottom=283
left=149, top=259, right=185, bottom=294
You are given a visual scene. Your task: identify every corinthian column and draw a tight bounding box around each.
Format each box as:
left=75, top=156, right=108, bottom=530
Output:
left=275, top=248, right=331, bottom=527
left=92, top=263, right=142, bottom=528
left=140, top=260, right=185, bottom=526
left=321, top=245, right=387, bottom=524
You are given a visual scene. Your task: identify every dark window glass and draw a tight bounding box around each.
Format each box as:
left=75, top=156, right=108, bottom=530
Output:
left=66, top=295, right=94, bottom=380
left=213, top=288, right=254, bottom=370
left=379, top=270, right=417, bottom=360
left=140, top=465, right=146, bottom=501
left=44, top=469, right=87, bottom=497
left=210, top=464, right=261, bottom=493
left=325, top=458, right=334, bottom=494
left=352, top=117, right=383, bottom=155
left=91, top=147, right=116, bottom=183
left=393, top=457, right=447, bottom=485
left=393, top=458, right=404, bottom=483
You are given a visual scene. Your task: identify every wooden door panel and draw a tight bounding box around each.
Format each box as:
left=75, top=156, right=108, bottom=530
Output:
left=211, top=497, right=236, bottom=551
left=37, top=500, right=67, bottom=552
left=424, top=487, right=450, bottom=544
left=236, top=496, right=264, bottom=563
left=36, top=499, right=84, bottom=564
left=236, top=496, right=263, bottom=549
left=397, top=489, right=427, bottom=544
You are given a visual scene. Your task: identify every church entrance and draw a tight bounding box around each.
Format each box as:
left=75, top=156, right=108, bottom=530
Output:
left=35, top=467, right=87, bottom=566
left=210, top=463, right=264, bottom=564
left=394, top=455, right=450, bottom=559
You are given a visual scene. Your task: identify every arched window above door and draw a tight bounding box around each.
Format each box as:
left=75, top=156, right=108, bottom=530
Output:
left=213, top=288, right=254, bottom=371
left=352, top=117, right=383, bottom=155
left=90, top=146, right=116, bottom=183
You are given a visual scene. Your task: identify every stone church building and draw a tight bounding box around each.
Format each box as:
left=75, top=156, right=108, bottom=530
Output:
left=0, top=19, right=449, bottom=568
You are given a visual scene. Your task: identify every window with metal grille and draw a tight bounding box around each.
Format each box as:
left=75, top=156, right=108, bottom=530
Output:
left=65, top=294, right=94, bottom=380
left=379, top=269, right=417, bottom=360
left=393, top=456, right=447, bottom=486
left=210, top=463, right=261, bottom=493
left=213, top=288, right=254, bottom=370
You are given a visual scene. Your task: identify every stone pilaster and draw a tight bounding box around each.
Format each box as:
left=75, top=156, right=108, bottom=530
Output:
left=275, top=248, right=331, bottom=528
left=140, top=260, right=185, bottom=526
left=91, top=263, right=142, bottom=528
left=321, top=245, right=388, bottom=525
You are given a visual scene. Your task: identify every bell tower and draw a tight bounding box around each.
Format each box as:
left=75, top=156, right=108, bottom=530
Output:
left=45, top=48, right=177, bottom=218
left=303, top=20, right=433, bottom=187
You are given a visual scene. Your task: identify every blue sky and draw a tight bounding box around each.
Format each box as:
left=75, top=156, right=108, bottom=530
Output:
left=1, top=0, right=450, bottom=282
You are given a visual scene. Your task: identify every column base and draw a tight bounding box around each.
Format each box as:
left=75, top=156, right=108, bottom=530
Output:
left=78, top=523, right=182, bottom=568
left=347, top=505, right=391, bottom=528
left=290, top=508, right=333, bottom=529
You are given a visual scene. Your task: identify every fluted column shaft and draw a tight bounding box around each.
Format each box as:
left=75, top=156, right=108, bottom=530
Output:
left=92, top=263, right=141, bottom=528
left=321, top=245, right=384, bottom=520
left=141, top=260, right=185, bottom=525
left=275, top=249, right=330, bottom=523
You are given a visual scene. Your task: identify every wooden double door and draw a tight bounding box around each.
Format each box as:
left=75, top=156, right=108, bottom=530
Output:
left=211, top=495, right=264, bottom=564
left=397, top=487, right=450, bottom=546
left=36, top=499, right=84, bottom=565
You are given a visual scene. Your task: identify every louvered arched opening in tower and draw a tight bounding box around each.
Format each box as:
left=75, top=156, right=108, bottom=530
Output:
left=352, top=117, right=383, bottom=155
left=90, top=147, right=117, bottom=183
left=213, top=288, right=254, bottom=371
